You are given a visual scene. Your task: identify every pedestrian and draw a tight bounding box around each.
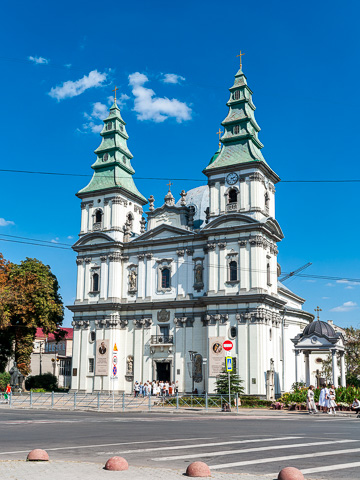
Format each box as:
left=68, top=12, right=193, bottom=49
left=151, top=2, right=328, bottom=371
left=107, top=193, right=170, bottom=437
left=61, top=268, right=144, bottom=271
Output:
left=319, top=385, right=328, bottom=413
left=328, top=385, right=337, bottom=415
left=307, top=385, right=317, bottom=414
left=165, top=381, right=169, bottom=396
left=134, top=381, right=140, bottom=397
left=351, top=398, right=360, bottom=417
left=4, top=383, right=11, bottom=403
left=175, top=381, right=179, bottom=395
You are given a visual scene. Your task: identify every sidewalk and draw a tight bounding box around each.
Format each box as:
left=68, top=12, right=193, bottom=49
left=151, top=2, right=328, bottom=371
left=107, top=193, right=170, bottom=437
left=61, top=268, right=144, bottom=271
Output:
left=0, top=459, right=278, bottom=480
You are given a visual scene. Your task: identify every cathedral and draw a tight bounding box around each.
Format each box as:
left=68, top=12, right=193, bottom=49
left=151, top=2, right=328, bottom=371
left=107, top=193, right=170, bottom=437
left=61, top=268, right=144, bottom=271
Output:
left=69, top=63, right=313, bottom=396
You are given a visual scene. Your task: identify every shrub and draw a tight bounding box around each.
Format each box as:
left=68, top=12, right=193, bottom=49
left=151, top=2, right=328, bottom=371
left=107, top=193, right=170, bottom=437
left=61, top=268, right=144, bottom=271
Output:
left=25, top=373, right=58, bottom=391
left=0, top=372, right=11, bottom=391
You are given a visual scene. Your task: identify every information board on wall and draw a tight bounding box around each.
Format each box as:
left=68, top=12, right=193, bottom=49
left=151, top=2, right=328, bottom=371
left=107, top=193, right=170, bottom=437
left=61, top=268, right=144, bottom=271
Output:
left=95, top=339, right=110, bottom=376
left=209, top=336, right=225, bottom=376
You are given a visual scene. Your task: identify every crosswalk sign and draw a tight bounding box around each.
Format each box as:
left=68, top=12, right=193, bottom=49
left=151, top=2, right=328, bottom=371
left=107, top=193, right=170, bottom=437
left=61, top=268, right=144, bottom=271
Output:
left=226, top=356, right=233, bottom=372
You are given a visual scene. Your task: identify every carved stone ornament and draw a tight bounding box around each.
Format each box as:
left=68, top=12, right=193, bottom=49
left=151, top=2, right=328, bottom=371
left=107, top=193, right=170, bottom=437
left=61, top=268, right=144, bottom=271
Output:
left=137, top=253, right=145, bottom=260
left=140, top=217, right=146, bottom=234
left=126, top=355, right=134, bottom=375
left=238, top=239, right=247, bottom=248
left=100, top=255, right=107, bottom=262
left=128, top=268, right=137, bottom=295
left=157, top=309, right=170, bottom=323
left=76, top=258, right=84, bottom=265
left=207, top=243, right=216, bottom=251
left=180, top=190, right=187, bottom=206
left=109, top=252, right=122, bottom=262
left=148, top=195, right=155, bottom=211
left=202, top=313, right=229, bottom=325
left=120, top=319, right=128, bottom=329
left=176, top=249, right=185, bottom=257
left=133, top=317, right=152, bottom=328
left=186, top=248, right=194, bottom=256
left=84, top=257, right=91, bottom=264
left=236, top=308, right=281, bottom=325
left=218, top=242, right=227, bottom=250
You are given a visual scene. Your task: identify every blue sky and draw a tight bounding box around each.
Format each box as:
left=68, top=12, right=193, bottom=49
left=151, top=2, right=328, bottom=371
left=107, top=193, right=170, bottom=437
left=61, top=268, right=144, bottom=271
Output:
left=1, top=0, right=360, bottom=328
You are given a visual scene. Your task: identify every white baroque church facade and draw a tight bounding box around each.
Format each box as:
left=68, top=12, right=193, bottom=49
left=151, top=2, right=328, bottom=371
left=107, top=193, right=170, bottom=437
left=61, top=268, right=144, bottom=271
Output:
left=69, top=66, right=313, bottom=395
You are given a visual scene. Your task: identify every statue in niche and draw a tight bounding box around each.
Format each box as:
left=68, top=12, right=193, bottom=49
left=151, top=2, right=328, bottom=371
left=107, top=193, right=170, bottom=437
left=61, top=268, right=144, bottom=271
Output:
left=195, top=264, right=203, bottom=284
left=129, top=269, right=137, bottom=290
left=126, top=355, right=134, bottom=375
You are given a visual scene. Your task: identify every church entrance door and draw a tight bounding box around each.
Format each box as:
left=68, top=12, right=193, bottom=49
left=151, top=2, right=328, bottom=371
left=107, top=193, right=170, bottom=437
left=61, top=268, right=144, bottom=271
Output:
left=156, top=362, right=171, bottom=382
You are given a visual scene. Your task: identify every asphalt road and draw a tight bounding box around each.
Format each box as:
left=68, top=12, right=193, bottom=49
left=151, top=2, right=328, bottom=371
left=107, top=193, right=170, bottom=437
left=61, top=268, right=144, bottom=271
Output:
left=1, top=408, right=360, bottom=479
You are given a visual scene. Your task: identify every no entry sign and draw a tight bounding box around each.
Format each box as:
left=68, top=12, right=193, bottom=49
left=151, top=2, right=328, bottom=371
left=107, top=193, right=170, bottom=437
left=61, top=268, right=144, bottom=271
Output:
left=223, top=340, right=233, bottom=351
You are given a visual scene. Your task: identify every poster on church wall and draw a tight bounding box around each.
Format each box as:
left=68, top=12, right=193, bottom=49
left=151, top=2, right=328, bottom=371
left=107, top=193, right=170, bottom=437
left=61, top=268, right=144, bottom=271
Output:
left=209, top=337, right=225, bottom=377
left=95, top=339, right=110, bottom=376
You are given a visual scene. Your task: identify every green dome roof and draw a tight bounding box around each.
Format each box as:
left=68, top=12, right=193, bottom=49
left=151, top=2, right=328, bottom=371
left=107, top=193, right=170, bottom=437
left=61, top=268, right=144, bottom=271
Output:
left=208, top=146, right=221, bottom=165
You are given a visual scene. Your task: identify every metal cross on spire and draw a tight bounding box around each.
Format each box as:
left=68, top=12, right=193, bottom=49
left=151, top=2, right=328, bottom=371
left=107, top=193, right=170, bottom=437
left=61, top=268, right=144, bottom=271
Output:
left=166, top=181, right=173, bottom=192
left=314, top=306, right=322, bottom=321
left=112, top=85, right=119, bottom=102
left=236, top=50, right=245, bottom=70
left=216, top=128, right=223, bottom=147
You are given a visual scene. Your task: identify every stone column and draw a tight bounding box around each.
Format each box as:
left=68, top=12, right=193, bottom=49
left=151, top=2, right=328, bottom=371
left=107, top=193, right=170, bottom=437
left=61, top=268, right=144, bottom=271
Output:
left=111, top=197, right=122, bottom=230
left=186, top=249, right=193, bottom=295
left=76, top=259, right=84, bottom=301
left=207, top=243, right=217, bottom=294
left=100, top=255, right=108, bottom=300
left=239, top=239, right=248, bottom=290
left=332, top=349, right=339, bottom=388
left=108, top=253, right=122, bottom=299
left=137, top=254, right=145, bottom=299
left=218, top=242, right=226, bottom=291
left=249, top=238, right=260, bottom=289
left=340, top=351, right=346, bottom=387
left=209, top=184, right=217, bottom=215
left=176, top=249, right=185, bottom=297
left=304, top=352, right=310, bottom=386
left=80, top=204, right=88, bottom=233
left=145, top=253, right=153, bottom=299
left=86, top=203, right=93, bottom=232
left=84, top=257, right=91, bottom=299
left=104, top=200, right=110, bottom=230
left=219, top=183, right=226, bottom=214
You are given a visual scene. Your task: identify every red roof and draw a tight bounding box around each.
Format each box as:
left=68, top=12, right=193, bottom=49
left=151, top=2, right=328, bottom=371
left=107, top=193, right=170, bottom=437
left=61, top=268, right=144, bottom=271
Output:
left=35, top=327, right=73, bottom=341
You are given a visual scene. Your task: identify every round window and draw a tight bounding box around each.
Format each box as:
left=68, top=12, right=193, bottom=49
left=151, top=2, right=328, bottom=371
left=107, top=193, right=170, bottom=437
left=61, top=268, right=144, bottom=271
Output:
left=315, top=357, right=323, bottom=364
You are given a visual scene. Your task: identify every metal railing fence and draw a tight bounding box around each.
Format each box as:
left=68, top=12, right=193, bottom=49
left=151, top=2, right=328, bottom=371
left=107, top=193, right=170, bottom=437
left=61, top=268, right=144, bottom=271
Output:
left=3, top=392, right=240, bottom=412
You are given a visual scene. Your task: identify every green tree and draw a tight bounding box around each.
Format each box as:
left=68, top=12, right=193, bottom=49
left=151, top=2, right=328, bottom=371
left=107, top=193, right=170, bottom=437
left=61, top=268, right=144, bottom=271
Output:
left=0, top=256, right=64, bottom=375
left=215, top=367, right=244, bottom=395
left=0, top=372, right=11, bottom=391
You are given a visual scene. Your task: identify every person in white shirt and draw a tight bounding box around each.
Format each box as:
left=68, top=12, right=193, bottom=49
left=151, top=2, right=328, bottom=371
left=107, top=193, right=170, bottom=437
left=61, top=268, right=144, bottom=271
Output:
left=319, top=385, right=329, bottom=413
left=327, top=385, right=337, bottom=415
left=307, top=385, right=317, bottom=414
left=352, top=398, right=360, bottom=417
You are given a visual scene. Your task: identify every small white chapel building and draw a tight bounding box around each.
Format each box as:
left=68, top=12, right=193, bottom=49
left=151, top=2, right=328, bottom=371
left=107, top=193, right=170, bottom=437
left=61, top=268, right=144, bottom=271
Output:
left=68, top=64, right=314, bottom=395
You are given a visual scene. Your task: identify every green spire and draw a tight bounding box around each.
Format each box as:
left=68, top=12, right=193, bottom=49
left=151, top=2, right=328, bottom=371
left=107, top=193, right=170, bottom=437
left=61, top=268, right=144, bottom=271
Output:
left=204, top=68, right=267, bottom=171
left=77, top=100, right=147, bottom=203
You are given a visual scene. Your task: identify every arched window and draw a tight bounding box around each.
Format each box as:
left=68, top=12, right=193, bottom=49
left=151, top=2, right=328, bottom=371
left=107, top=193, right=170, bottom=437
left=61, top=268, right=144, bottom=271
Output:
left=161, top=268, right=170, bottom=289
left=95, top=210, right=103, bottom=223
left=234, top=90, right=240, bottom=100
left=228, top=189, right=238, bottom=204
left=267, top=262, right=271, bottom=286
left=229, top=261, right=237, bottom=281
left=92, top=273, right=99, bottom=292
left=233, top=125, right=240, bottom=134
left=103, top=153, right=108, bottom=162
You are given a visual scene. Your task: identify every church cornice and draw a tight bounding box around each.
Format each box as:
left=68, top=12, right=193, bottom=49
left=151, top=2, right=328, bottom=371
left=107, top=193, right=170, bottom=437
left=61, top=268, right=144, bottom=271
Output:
left=66, top=292, right=287, bottom=313
left=202, top=160, right=280, bottom=184
left=76, top=185, right=148, bottom=206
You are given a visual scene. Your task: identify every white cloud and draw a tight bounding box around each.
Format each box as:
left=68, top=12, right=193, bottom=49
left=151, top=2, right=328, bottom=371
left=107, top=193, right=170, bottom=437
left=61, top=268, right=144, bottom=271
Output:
left=28, top=56, right=49, bottom=65
left=64, top=63, right=72, bottom=68
left=336, top=279, right=360, bottom=286
left=346, top=286, right=354, bottom=290
left=305, top=279, right=316, bottom=283
left=330, top=301, right=358, bottom=312
left=81, top=121, right=103, bottom=133
left=0, top=218, right=14, bottom=226
left=48, top=70, right=107, bottom=101
left=107, top=93, right=130, bottom=108
left=51, top=237, right=59, bottom=244
left=326, top=283, right=335, bottom=287
left=128, top=72, right=192, bottom=123
left=85, top=102, right=108, bottom=120
left=322, top=297, right=330, bottom=300
left=162, top=73, right=185, bottom=84
left=67, top=235, right=74, bottom=240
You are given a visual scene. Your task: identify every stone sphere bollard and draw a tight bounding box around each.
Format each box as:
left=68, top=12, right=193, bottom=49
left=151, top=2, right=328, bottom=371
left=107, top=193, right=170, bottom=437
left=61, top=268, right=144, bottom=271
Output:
left=186, top=461, right=211, bottom=477
left=278, top=467, right=304, bottom=480
left=104, top=456, right=129, bottom=471
left=26, top=449, right=49, bottom=462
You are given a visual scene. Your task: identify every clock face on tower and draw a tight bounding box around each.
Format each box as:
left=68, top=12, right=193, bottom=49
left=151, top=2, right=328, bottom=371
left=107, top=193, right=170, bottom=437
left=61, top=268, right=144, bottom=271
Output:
left=226, top=173, right=238, bottom=185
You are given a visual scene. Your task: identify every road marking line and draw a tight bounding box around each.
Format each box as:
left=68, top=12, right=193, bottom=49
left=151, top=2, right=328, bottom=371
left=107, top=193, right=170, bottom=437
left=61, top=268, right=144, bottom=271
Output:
left=0, top=436, right=216, bottom=456
left=301, top=461, right=360, bottom=474
left=210, top=446, right=360, bottom=470
left=117, top=436, right=302, bottom=455
left=155, top=439, right=353, bottom=462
